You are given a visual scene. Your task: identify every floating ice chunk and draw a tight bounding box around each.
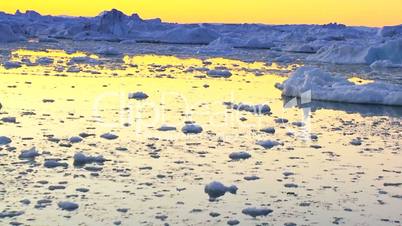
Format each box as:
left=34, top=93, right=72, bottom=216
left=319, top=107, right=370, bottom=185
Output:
left=73, top=152, right=106, bottom=166
left=100, top=133, right=119, bottom=140
left=128, top=92, right=148, bottom=100
left=19, top=147, right=40, bottom=159
left=0, top=136, right=12, bottom=145
left=1, top=117, right=16, bottom=123
left=224, top=102, right=271, bottom=115
left=204, top=181, right=238, bottom=199
left=260, top=127, right=275, bottom=134
left=36, top=57, right=54, bottom=65
left=67, top=66, right=80, bottom=73
left=69, top=136, right=83, bottom=143
left=3, top=61, right=22, bottom=69
left=96, top=47, right=121, bottom=56
left=350, top=139, right=362, bottom=146
left=69, top=56, right=101, bottom=65
left=229, top=151, right=251, bottom=160
left=242, top=207, right=273, bottom=217
left=58, top=201, right=79, bottom=211
left=207, top=70, right=232, bottom=78
left=281, top=67, right=402, bottom=106
left=244, top=175, right=260, bottom=181
left=257, top=140, right=281, bottom=149
left=181, top=123, right=203, bottom=134
left=157, top=125, right=177, bottom=131
left=308, top=39, right=402, bottom=65
left=227, top=219, right=240, bottom=225
left=44, top=160, right=68, bottom=168
left=0, top=210, right=24, bottom=218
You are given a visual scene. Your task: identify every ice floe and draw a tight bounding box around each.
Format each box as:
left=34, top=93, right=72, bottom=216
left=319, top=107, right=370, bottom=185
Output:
left=281, top=67, right=402, bottom=106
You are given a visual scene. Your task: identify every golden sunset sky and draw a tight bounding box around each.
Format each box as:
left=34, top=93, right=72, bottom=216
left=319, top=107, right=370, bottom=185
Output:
left=1, top=0, right=401, bottom=27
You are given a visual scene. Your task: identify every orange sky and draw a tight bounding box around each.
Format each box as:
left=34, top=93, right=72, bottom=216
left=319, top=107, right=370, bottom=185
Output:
left=1, top=0, right=402, bottom=27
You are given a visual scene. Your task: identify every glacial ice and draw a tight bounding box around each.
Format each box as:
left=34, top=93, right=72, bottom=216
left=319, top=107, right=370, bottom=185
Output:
left=58, top=201, right=79, bottom=211
left=281, top=67, right=402, bottom=106
left=229, top=151, right=251, bottom=160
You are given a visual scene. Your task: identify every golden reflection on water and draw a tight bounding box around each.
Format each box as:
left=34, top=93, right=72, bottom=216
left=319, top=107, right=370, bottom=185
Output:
left=0, top=49, right=401, bottom=226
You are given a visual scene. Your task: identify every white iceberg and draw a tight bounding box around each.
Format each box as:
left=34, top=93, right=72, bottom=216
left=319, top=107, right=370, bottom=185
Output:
left=281, top=67, right=402, bottom=106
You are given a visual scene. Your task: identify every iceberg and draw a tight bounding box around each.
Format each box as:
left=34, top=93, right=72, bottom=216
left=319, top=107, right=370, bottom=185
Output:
left=281, top=67, right=402, bottom=106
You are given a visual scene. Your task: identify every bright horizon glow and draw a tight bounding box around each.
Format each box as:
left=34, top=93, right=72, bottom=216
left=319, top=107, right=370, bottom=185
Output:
left=1, top=0, right=402, bottom=27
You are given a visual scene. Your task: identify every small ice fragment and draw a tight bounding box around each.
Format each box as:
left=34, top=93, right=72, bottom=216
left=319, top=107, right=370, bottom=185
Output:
left=204, top=181, right=238, bottom=199
left=157, top=125, right=177, bottom=131
left=257, top=140, right=281, bottom=149
left=0, top=210, right=24, bottom=218
left=73, top=152, right=106, bottom=166
left=3, top=61, right=21, bottom=69
left=244, top=175, right=260, bottom=181
left=1, top=117, right=16, bottom=123
left=19, top=147, right=40, bottom=159
left=69, top=136, right=83, bottom=143
left=181, top=124, right=203, bottom=134
left=229, top=151, right=251, bottom=160
left=207, top=70, right=232, bottom=78
left=242, top=207, right=273, bottom=217
left=96, top=47, right=121, bottom=56
left=260, top=127, right=275, bottom=134
left=44, top=160, right=68, bottom=168
left=100, top=133, right=118, bottom=140
left=350, top=139, right=362, bottom=146
left=274, top=118, right=288, bottom=123
left=58, top=201, right=79, bottom=211
left=227, top=219, right=240, bottom=225
left=0, top=136, right=12, bottom=145
left=128, top=92, right=148, bottom=100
